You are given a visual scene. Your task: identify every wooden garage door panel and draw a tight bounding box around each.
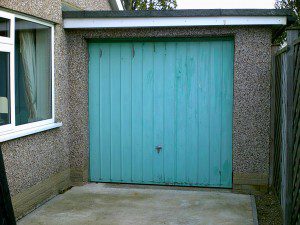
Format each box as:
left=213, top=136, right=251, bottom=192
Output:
left=89, top=39, right=234, bottom=188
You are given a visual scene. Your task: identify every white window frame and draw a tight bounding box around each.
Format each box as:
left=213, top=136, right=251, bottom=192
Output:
left=0, top=43, right=15, bottom=133
left=0, top=10, right=59, bottom=141
left=0, top=11, right=14, bottom=45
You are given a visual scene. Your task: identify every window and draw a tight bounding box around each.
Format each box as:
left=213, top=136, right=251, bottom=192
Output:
left=0, top=50, right=11, bottom=126
left=0, top=10, right=57, bottom=139
left=0, top=17, right=10, bottom=37
left=15, top=18, right=52, bottom=125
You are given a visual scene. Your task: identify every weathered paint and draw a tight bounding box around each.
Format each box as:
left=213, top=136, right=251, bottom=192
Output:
left=89, top=39, right=234, bottom=188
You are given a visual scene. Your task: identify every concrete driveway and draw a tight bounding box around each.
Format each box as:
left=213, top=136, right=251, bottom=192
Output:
left=18, top=183, right=256, bottom=225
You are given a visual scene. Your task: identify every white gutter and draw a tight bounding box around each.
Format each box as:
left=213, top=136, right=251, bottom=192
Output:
left=63, top=16, right=287, bottom=29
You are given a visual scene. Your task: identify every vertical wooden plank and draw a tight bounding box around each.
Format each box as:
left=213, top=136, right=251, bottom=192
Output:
left=142, top=42, right=154, bottom=182
left=153, top=42, right=165, bottom=183
left=110, top=43, right=122, bottom=182
left=209, top=41, right=222, bottom=186
left=197, top=41, right=211, bottom=185
left=220, top=40, right=234, bottom=187
left=175, top=42, right=187, bottom=183
left=131, top=43, right=143, bottom=182
left=273, top=51, right=282, bottom=197
left=163, top=42, right=176, bottom=184
left=281, top=49, right=289, bottom=223
left=270, top=44, right=281, bottom=187
left=292, top=41, right=300, bottom=225
left=120, top=43, right=132, bottom=181
left=186, top=42, right=199, bottom=185
left=89, top=43, right=101, bottom=181
left=99, top=44, right=111, bottom=181
left=283, top=29, right=299, bottom=225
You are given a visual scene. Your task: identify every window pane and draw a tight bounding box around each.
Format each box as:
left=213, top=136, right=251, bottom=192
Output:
left=0, top=17, right=10, bottom=37
left=0, top=52, right=10, bottom=126
left=15, top=18, right=52, bottom=125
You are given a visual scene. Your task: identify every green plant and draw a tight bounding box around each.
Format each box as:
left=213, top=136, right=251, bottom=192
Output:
left=274, top=0, right=299, bottom=44
left=122, top=0, right=177, bottom=11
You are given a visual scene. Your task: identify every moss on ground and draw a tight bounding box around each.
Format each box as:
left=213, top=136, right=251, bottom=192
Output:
left=255, top=192, right=283, bottom=225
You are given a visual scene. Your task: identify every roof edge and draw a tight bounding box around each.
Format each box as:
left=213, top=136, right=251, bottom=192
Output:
left=63, top=9, right=293, bottom=19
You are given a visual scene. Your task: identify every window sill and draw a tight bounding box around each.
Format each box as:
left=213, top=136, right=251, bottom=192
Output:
left=0, top=122, right=62, bottom=143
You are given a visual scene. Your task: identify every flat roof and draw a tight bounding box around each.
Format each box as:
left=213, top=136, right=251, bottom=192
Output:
left=63, top=9, right=294, bottom=30
left=63, top=9, right=294, bottom=19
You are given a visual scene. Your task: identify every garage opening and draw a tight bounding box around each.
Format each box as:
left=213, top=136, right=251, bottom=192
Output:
left=88, top=38, right=234, bottom=188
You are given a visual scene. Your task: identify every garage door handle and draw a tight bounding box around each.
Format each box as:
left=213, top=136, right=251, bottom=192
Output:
left=155, top=145, right=162, bottom=154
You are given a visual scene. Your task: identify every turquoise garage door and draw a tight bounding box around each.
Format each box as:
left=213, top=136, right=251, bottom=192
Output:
left=89, top=38, right=234, bottom=188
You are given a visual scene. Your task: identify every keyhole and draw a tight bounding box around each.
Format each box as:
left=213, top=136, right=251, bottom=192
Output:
left=155, top=145, right=162, bottom=154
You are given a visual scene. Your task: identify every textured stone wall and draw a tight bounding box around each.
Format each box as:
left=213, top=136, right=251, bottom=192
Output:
left=0, top=0, right=62, bottom=23
left=0, top=0, right=111, bottom=218
left=63, top=0, right=111, bottom=11
left=66, top=26, right=272, bottom=188
left=0, top=0, right=69, bottom=197
left=0, top=0, right=271, bottom=209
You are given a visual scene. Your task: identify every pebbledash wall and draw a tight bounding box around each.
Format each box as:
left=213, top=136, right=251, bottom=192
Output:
left=65, top=26, right=272, bottom=193
left=0, top=0, right=111, bottom=219
left=0, top=1, right=278, bottom=219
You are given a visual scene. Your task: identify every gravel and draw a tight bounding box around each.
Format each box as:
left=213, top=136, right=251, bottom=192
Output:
left=255, top=192, right=283, bottom=225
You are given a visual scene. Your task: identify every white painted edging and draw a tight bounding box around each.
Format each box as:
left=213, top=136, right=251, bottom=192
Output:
left=64, top=16, right=287, bottom=29
left=0, top=123, right=62, bottom=143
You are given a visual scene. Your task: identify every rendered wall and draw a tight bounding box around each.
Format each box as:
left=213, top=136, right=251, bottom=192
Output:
left=66, top=26, right=272, bottom=193
left=0, top=1, right=271, bottom=217
left=0, top=0, right=111, bottom=219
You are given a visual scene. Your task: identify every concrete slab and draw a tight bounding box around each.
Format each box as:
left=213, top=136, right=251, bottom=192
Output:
left=18, top=183, right=255, bottom=225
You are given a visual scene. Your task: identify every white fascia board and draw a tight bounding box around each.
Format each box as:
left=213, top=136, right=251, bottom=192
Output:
left=64, top=16, right=287, bottom=29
